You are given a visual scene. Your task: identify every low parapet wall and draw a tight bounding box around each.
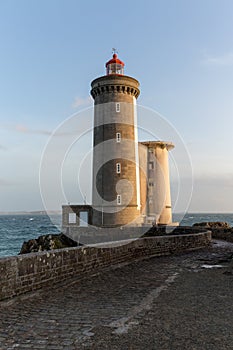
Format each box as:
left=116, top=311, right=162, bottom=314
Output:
left=0, top=231, right=211, bottom=301
left=207, top=229, right=233, bottom=243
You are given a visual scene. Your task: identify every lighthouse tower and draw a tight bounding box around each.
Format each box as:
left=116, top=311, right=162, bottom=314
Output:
left=90, top=53, right=141, bottom=227
left=62, top=52, right=177, bottom=238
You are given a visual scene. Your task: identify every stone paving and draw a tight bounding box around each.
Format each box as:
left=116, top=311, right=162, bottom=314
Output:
left=0, top=240, right=233, bottom=350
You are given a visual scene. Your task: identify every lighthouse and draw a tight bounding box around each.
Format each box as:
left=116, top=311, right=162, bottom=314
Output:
left=62, top=52, right=177, bottom=239
left=90, top=53, right=142, bottom=227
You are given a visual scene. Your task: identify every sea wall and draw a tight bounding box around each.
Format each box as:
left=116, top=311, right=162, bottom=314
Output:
left=0, top=232, right=211, bottom=301
left=211, top=229, right=233, bottom=243
left=193, top=222, right=233, bottom=243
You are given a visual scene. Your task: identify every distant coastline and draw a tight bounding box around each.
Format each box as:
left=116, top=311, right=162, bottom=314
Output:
left=0, top=211, right=232, bottom=216
left=0, top=212, right=233, bottom=258
left=0, top=210, right=62, bottom=216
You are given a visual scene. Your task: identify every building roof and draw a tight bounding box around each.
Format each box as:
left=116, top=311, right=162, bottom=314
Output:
left=140, top=141, right=174, bottom=150
left=105, top=53, right=125, bottom=68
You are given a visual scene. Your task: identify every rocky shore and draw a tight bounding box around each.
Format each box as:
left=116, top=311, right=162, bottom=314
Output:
left=192, top=221, right=233, bottom=243
left=142, top=225, right=207, bottom=237
left=19, top=221, right=233, bottom=254
left=19, top=233, right=79, bottom=254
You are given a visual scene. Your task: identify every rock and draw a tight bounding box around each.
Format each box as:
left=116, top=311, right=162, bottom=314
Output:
left=19, top=233, right=80, bottom=255
left=192, top=222, right=231, bottom=229
left=192, top=222, right=233, bottom=243
left=142, top=226, right=207, bottom=237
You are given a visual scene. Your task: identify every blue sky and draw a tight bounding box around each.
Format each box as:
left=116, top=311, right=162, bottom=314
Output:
left=0, top=0, right=233, bottom=212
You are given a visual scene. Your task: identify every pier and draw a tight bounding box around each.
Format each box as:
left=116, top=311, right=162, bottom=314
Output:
left=0, top=239, right=232, bottom=349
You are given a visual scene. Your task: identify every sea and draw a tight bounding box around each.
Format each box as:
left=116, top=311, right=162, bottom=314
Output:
left=0, top=213, right=233, bottom=258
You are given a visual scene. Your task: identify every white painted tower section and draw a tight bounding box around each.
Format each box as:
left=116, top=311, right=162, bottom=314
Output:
left=154, top=143, right=173, bottom=224
left=141, top=141, right=174, bottom=225
left=133, top=96, right=141, bottom=210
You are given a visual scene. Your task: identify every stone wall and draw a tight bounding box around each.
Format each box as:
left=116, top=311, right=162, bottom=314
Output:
left=0, top=232, right=211, bottom=301
left=211, top=229, right=233, bottom=243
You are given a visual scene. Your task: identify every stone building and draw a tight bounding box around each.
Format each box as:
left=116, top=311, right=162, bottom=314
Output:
left=62, top=53, right=175, bottom=232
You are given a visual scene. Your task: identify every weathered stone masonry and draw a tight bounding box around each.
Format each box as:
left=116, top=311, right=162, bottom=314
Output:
left=0, top=232, right=211, bottom=301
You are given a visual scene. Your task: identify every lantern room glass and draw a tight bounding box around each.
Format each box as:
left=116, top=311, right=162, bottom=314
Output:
left=106, top=63, right=124, bottom=75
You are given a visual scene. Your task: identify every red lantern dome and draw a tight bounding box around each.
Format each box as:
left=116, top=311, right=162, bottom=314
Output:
left=105, top=53, right=125, bottom=75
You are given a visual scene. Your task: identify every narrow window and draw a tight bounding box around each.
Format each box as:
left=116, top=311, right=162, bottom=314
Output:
left=117, top=194, right=121, bottom=205
left=116, top=103, right=120, bottom=112
left=79, top=211, right=88, bottom=227
left=116, top=132, right=121, bottom=143
left=149, top=162, right=154, bottom=170
left=116, top=163, right=121, bottom=174
left=68, top=213, right=76, bottom=224
left=149, top=182, right=154, bottom=187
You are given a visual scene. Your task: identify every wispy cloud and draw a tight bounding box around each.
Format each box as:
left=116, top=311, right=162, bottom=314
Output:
left=14, top=124, right=52, bottom=135
left=72, top=96, right=92, bottom=109
left=0, top=178, right=14, bottom=186
left=0, top=144, right=7, bottom=151
left=1, top=123, right=53, bottom=136
left=3, top=124, right=80, bottom=137
left=202, top=52, right=233, bottom=66
left=194, top=173, right=233, bottom=188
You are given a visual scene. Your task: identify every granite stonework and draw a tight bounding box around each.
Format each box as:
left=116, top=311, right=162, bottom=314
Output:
left=91, top=74, right=141, bottom=227
left=19, top=233, right=79, bottom=254
left=0, top=231, right=211, bottom=301
left=193, top=222, right=233, bottom=243
left=62, top=54, right=176, bottom=228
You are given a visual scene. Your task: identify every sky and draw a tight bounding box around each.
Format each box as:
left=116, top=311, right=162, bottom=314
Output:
left=0, top=0, right=233, bottom=213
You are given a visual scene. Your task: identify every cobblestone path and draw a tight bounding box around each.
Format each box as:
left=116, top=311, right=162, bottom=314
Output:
left=0, top=240, right=233, bottom=350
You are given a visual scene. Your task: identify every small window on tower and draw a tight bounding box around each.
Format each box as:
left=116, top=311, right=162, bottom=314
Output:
left=116, top=163, right=121, bottom=174
left=116, top=103, right=120, bottom=112
left=117, top=194, right=121, bottom=205
left=116, top=132, right=121, bottom=143
left=149, top=162, right=154, bottom=170
left=69, top=213, right=76, bottom=224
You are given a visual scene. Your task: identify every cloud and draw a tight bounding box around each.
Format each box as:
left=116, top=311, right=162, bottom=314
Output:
left=193, top=173, right=233, bottom=188
left=188, top=173, right=233, bottom=212
left=14, top=124, right=52, bottom=135
left=0, top=144, right=7, bottom=151
left=72, top=96, right=92, bottom=109
left=15, top=125, right=83, bottom=137
left=2, top=124, right=57, bottom=136
left=1, top=123, right=52, bottom=136
left=0, top=178, right=14, bottom=186
left=3, top=123, right=81, bottom=138
left=202, top=52, right=233, bottom=66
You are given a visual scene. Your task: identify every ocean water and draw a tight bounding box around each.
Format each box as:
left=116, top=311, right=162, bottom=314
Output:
left=0, top=213, right=232, bottom=258
left=174, top=213, right=233, bottom=227
left=0, top=215, right=61, bottom=258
